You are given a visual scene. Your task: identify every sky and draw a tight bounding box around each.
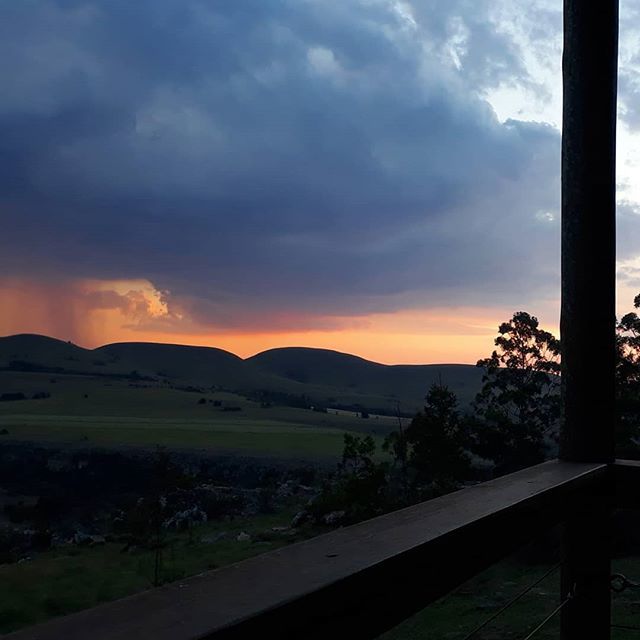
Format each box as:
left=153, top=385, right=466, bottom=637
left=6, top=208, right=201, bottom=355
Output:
left=2, top=0, right=640, bottom=364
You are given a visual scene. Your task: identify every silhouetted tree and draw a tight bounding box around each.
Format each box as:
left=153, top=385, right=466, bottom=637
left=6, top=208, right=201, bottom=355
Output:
left=339, top=434, right=377, bottom=475
left=122, top=447, right=183, bottom=586
left=472, top=312, right=561, bottom=474
left=312, top=434, right=389, bottom=524
left=404, top=382, right=469, bottom=484
left=382, top=402, right=409, bottom=497
left=616, top=294, right=640, bottom=457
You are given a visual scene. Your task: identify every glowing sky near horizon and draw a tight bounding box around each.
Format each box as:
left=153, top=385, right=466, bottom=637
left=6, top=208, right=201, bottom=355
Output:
left=3, top=1, right=640, bottom=364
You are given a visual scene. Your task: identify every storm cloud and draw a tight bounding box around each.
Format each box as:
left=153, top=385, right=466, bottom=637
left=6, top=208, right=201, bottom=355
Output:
left=0, top=1, right=574, bottom=331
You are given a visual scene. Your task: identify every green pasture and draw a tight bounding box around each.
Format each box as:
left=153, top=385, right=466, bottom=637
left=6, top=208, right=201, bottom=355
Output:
left=0, top=372, right=392, bottom=459
left=0, top=511, right=317, bottom=634
left=0, top=415, right=372, bottom=459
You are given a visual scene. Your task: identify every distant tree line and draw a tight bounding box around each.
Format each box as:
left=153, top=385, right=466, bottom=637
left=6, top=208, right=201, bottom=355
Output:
left=312, top=293, right=640, bottom=526
left=0, top=391, right=51, bottom=402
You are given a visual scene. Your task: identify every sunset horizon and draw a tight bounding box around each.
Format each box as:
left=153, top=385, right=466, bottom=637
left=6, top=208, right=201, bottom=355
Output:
left=0, top=275, right=565, bottom=366
left=4, top=273, right=638, bottom=365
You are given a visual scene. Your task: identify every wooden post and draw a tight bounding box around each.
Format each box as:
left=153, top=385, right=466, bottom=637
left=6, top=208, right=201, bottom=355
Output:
left=561, top=1, right=618, bottom=463
left=560, top=1, right=618, bottom=638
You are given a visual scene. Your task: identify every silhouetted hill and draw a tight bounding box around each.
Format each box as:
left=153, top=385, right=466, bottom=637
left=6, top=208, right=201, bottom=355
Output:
left=248, top=347, right=384, bottom=385
left=0, top=334, right=107, bottom=373
left=96, top=342, right=250, bottom=387
left=248, top=347, right=483, bottom=410
left=0, top=334, right=312, bottom=398
left=0, top=335, right=483, bottom=413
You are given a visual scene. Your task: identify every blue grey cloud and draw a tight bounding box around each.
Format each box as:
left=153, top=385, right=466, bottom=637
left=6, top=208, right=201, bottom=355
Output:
left=0, top=0, right=563, bottom=329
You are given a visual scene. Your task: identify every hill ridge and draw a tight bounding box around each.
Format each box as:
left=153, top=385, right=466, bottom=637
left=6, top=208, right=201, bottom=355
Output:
left=0, top=334, right=482, bottom=412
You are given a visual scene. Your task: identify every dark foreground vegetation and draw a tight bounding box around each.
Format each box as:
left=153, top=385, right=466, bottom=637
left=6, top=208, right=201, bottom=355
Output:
left=0, top=444, right=331, bottom=632
left=313, top=291, right=640, bottom=528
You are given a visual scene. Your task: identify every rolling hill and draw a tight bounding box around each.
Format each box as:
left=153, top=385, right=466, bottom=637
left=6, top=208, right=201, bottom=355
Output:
left=0, top=334, right=483, bottom=413
left=96, top=342, right=264, bottom=389
left=0, top=334, right=107, bottom=373
left=248, top=347, right=484, bottom=410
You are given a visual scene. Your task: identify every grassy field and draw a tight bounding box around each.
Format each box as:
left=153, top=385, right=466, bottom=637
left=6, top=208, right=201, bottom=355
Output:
left=383, top=560, right=564, bottom=640
left=0, top=511, right=323, bottom=634
left=0, top=416, right=368, bottom=458
left=384, top=554, right=640, bottom=640
left=0, top=372, right=395, bottom=460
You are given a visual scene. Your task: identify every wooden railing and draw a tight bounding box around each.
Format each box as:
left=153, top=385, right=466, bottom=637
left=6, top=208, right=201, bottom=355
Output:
left=8, top=458, right=632, bottom=640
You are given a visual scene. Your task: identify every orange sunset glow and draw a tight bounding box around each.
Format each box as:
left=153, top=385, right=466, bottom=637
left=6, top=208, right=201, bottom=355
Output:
left=0, top=277, right=561, bottom=364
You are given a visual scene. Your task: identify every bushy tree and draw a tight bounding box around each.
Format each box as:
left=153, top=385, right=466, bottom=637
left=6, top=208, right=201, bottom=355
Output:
left=616, top=294, right=640, bottom=457
left=380, top=383, right=470, bottom=505
left=403, top=383, right=469, bottom=484
left=472, top=312, right=561, bottom=474
left=340, top=433, right=378, bottom=475
left=312, top=434, right=389, bottom=524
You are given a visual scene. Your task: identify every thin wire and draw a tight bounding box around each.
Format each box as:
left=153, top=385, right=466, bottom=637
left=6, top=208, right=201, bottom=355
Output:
left=520, top=592, right=573, bottom=640
left=460, top=563, right=561, bottom=640
left=612, top=624, right=640, bottom=632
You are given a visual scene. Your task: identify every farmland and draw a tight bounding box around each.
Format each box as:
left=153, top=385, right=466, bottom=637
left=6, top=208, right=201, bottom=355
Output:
left=0, top=371, right=395, bottom=460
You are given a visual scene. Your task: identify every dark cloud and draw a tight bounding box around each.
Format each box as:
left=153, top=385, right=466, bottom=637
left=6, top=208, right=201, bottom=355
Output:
left=0, top=0, right=564, bottom=330
left=617, top=2, right=640, bottom=129
left=609, top=1, right=640, bottom=140
left=617, top=202, right=640, bottom=261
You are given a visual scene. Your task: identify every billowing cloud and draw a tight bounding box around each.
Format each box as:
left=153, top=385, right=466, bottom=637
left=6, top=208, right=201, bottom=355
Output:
left=0, top=277, right=172, bottom=344
left=0, top=0, right=625, bottom=338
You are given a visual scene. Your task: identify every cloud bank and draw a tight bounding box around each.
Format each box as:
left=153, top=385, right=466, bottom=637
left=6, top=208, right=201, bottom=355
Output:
left=0, top=0, right=612, bottom=335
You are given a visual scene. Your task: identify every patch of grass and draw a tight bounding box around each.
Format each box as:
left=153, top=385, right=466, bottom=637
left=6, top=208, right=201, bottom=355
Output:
left=0, top=512, right=321, bottom=634
left=380, top=561, right=563, bottom=640
left=0, top=372, right=392, bottom=459
left=0, top=371, right=398, bottom=428
left=0, top=416, right=378, bottom=459
left=380, top=555, right=640, bottom=640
